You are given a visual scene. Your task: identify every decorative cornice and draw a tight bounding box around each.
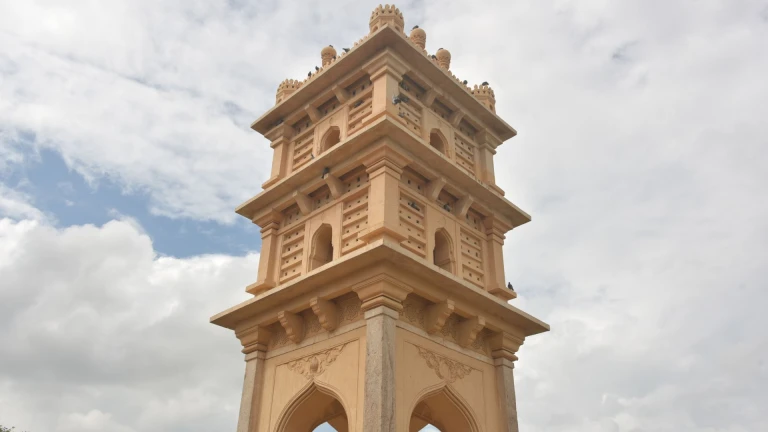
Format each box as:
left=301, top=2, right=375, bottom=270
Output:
left=286, top=342, right=349, bottom=379
left=416, top=346, right=473, bottom=383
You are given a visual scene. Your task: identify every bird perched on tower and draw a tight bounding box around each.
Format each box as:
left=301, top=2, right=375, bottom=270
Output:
left=507, top=282, right=515, bottom=291
left=481, top=81, right=489, bottom=86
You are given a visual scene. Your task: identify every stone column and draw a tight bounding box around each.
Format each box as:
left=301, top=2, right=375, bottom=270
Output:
left=358, top=144, right=411, bottom=245
left=483, top=216, right=515, bottom=301
left=262, top=124, right=294, bottom=189
left=234, top=324, right=272, bottom=432
left=246, top=210, right=283, bottom=295
left=489, top=332, right=524, bottom=432
left=475, top=129, right=505, bottom=196
left=354, top=274, right=412, bottom=432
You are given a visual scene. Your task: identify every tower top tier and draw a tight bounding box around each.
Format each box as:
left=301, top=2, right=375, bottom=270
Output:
left=251, top=4, right=515, bottom=142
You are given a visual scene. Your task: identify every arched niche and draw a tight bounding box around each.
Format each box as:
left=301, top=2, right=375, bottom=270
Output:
left=409, top=385, right=480, bottom=432
left=321, top=127, right=341, bottom=153
left=429, top=130, right=448, bottom=155
left=433, top=228, right=455, bottom=274
left=309, top=223, right=334, bottom=271
left=276, top=381, right=349, bottom=432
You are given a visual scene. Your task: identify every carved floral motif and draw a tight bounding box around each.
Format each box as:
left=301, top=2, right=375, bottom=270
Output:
left=401, top=295, right=427, bottom=328
left=416, top=346, right=473, bottom=383
left=338, top=294, right=362, bottom=323
left=287, top=343, right=349, bottom=379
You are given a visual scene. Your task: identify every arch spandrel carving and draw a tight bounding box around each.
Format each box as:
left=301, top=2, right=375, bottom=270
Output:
left=267, top=338, right=360, bottom=431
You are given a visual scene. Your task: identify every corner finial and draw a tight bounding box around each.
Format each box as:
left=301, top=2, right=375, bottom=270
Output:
left=321, top=45, right=337, bottom=67
left=436, top=48, right=451, bottom=70
left=275, top=79, right=302, bottom=104
left=369, top=4, right=405, bottom=34
left=471, top=83, right=496, bottom=113
left=409, top=25, right=426, bottom=50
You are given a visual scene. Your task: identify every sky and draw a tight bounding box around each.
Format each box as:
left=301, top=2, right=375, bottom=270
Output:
left=1, top=0, right=767, bottom=431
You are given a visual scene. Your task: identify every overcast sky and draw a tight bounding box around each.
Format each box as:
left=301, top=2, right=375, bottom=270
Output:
left=1, top=1, right=767, bottom=431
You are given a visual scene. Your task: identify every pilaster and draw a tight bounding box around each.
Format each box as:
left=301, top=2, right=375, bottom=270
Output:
left=262, top=124, right=294, bottom=189
left=484, top=215, right=516, bottom=300
left=489, top=332, right=525, bottom=432
left=364, top=51, right=410, bottom=126
left=234, top=323, right=272, bottom=432
left=358, top=143, right=412, bottom=245
left=246, top=210, right=283, bottom=295
left=354, top=274, right=411, bottom=432
left=476, top=129, right=504, bottom=195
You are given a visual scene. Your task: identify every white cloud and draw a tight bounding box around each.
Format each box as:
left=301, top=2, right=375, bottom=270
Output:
left=0, top=216, right=256, bottom=432
left=0, top=183, right=48, bottom=222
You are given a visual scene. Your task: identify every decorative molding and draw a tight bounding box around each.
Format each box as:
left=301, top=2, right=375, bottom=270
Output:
left=425, top=300, right=454, bottom=334
left=234, top=324, right=272, bottom=354
left=416, top=346, right=473, bottom=383
left=310, top=297, right=339, bottom=331
left=278, top=311, right=304, bottom=343
left=457, top=315, right=485, bottom=348
left=286, top=342, right=349, bottom=379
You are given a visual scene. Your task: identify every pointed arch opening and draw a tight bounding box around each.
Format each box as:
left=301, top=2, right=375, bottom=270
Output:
left=433, top=229, right=455, bottom=274
left=429, top=130, right=447, bottom=155
left=276, top=381, right=349, bottom=432
left=309, top=224, right=334, bottom=271
left=321, top=127, right=341, bottom=153
left=409, top=385, right=479, bottom=432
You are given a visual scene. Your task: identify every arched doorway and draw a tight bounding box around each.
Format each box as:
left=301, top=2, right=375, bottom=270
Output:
left=276, top=382, right=349, bottom=432
left=433, top=229, right=455, bottom=274
left=321, top=127, right=341, bottom=153
left=429, top=130, right=447, bottom=155
left=309, top=224, right=333, bottom=270
left=409, top=386, right=479, bottom=432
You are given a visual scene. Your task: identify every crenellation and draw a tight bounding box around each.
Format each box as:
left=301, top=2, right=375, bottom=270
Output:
left=471, top=83, right=497, bottom=113
left=369, top=4, right=405, bottom=34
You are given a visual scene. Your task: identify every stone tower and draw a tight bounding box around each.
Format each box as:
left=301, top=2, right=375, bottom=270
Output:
left=211, top=5, right=549, bottom=432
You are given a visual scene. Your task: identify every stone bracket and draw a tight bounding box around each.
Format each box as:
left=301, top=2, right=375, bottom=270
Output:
left=454, top=194, right=474, bottom=218
left=278, top=311, right=304, bottom=343
left=332, top=85, right=350, bottom=103
left=304, top=104, right=321, bottom=123
left=426, top=176, right=447, bottom=201
left=324, top=174, right=346, bottom=199
left=425, top=299, right=454, bottom=334
left=422, top=88, right=438, bottom=107
left=293, top=191, right=313, bottom=215
left=457, top=315, right=485, bottom=347
left=449, top=110, right=464, bottom=127
left=310, top=297, right=339, bottom=331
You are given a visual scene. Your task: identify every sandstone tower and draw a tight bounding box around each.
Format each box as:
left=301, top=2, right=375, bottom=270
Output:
left=211, top=6, right=549, bottom=431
